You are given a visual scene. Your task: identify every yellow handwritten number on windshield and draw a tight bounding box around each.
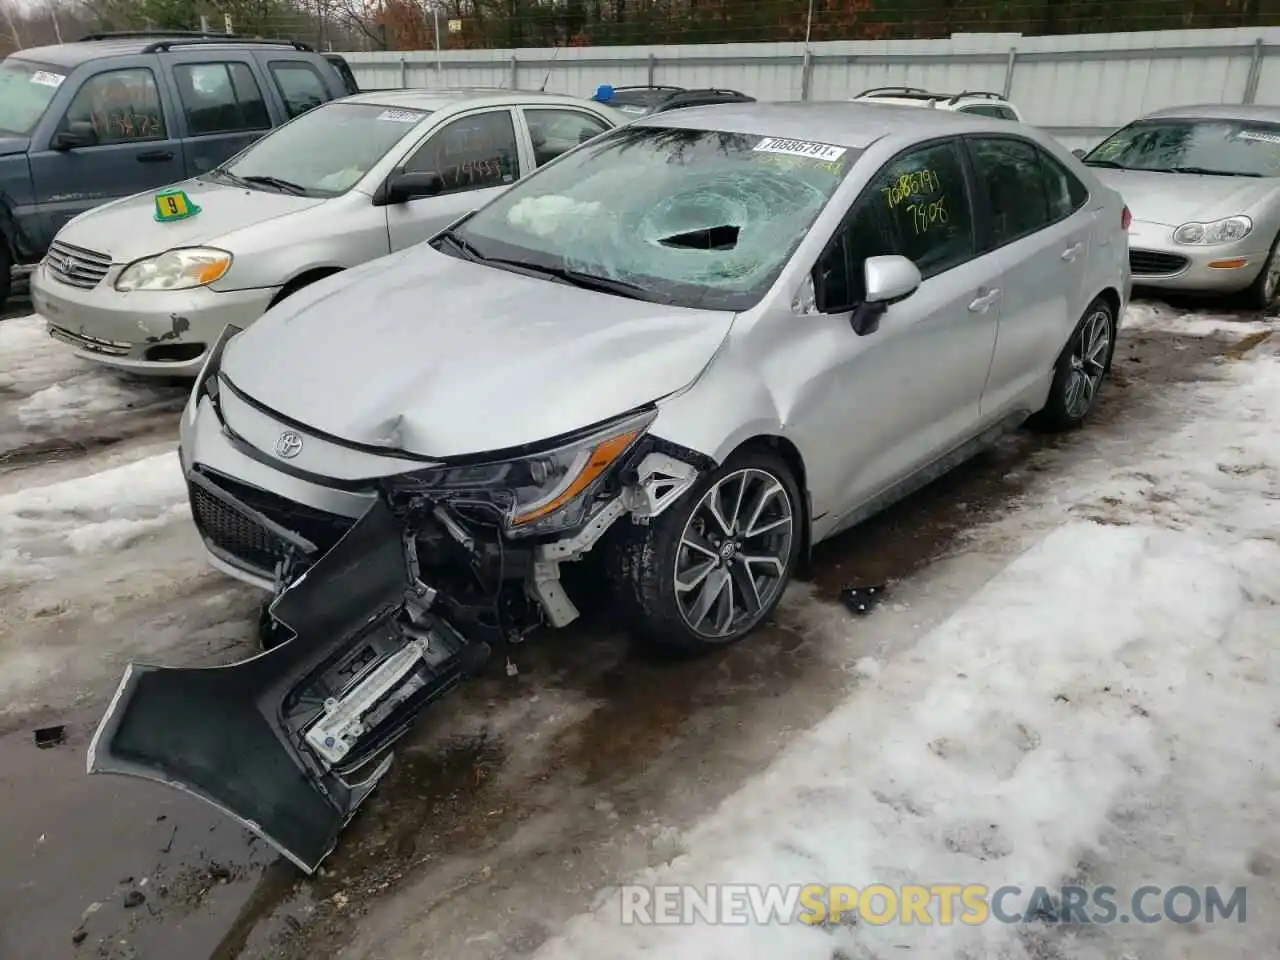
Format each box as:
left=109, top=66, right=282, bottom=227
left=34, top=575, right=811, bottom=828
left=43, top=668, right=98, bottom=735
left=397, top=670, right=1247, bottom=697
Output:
left=906, top=196, right=948, bottom=234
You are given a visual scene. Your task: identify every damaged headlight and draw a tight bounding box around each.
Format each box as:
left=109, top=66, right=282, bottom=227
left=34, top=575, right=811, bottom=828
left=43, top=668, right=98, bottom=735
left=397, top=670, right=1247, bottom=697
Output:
left=386, top=409, right=655, bottom=537
left=116, top=247, right=233, bottom=292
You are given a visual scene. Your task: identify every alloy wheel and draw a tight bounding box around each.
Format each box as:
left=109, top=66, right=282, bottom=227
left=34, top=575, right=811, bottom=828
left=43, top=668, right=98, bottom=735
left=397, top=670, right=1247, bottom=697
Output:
left=1064, top=308, right=1113, bottom=420
left=673, top=467, right=794, bottom=639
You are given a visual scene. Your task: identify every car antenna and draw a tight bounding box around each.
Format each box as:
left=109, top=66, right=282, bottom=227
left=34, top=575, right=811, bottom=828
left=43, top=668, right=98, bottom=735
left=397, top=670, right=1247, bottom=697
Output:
left=539, top=44, right=560, bottom=92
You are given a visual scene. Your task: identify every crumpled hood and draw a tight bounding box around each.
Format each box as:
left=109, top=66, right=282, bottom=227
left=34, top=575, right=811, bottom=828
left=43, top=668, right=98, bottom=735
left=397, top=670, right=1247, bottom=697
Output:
left=1094, top=168, right=1279, bottom=225
left=56, top=177, right=326, bottom=262
left=0, top=135, right=30, bottom=157
left=221, top=246, right=735, bottom=458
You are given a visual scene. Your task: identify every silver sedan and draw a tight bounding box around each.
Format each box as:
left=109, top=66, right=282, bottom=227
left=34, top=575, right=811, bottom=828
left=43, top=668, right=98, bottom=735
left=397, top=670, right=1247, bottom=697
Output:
left=31, top=88, right=626, bottom=376
left=1083, top=103, right=1280, bottom=307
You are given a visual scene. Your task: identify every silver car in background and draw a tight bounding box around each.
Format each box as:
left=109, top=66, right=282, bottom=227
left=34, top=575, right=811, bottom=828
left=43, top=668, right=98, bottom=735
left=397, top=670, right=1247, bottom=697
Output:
left=32, top=88, right=625, bottom=375
left=90, top=103, right=1129, bottom=873
left=1083, top=104, right=1280, bottom=308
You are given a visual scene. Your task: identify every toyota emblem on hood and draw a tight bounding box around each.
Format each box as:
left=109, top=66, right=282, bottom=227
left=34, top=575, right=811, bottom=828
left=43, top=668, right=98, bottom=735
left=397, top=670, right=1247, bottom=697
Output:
left=275, top=430, right=304, bottom=459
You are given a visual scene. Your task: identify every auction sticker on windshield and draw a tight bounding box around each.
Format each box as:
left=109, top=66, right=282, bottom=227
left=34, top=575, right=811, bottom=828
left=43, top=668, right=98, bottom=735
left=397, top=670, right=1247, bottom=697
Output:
left=1237, top=129, right=1280, bottom=145
left=30, top=70, right=64, bottom=87
left=377, top=108, right=425, bottom=123
left=754, top=137, right=846, bottom=162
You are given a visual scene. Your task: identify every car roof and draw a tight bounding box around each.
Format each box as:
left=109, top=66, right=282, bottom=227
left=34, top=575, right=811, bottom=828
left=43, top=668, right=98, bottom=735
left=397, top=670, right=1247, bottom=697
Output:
left=8, top=37, right=306, bottom=69
left=1141, top=103, right=1280, bottom=123
left=339, top=87, right=614, bottom=112
left=636, top=100, right=1013, bottom=149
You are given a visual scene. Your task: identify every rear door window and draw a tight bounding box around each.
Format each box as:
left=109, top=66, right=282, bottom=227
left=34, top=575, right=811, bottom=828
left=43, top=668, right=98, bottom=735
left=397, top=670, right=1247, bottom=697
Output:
left=965, top=137, right=1054, bottom=249
left=269, top=61, right=330, bottom=119
left=522, top=108, right=611, bottom=168
left=174, top=62, right=270, bottom=135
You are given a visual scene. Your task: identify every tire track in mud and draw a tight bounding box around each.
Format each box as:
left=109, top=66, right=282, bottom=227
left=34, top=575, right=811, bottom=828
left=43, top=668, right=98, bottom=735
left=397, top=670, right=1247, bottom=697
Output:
left=213, top=324, right=1236, bottom=960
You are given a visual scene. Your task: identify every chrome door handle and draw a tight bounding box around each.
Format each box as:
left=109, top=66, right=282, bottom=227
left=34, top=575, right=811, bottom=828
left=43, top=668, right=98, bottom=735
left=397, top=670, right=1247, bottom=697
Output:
left=1061, top=242, right=1083, bottom=262
left=968, top=288, right=1001, bottom=313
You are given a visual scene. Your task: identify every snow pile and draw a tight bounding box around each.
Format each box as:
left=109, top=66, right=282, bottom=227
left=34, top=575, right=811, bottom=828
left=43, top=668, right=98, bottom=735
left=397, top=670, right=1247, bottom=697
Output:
left=1122, top=300, right=1273, bottom=338
left=0, top=315, right=187, bottom=441
left=0, top=451, right=187, bottom=580
left=532, top=354, right=1280, bottom=959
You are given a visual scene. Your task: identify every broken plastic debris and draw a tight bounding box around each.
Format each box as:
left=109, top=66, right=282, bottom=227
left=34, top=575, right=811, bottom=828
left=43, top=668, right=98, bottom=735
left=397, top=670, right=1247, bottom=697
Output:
left=34, top=725, right=66, bottom=748
left=839, top=584, right=886, bottom=616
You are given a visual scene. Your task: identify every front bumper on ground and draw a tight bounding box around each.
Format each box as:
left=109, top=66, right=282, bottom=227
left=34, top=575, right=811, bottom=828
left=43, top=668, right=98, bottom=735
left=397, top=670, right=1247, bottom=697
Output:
left=31, top=261, right=277, bottom=377
left=88, top=496, right=492, bottom=873
left=1127, top=219, right=1269, bottom=293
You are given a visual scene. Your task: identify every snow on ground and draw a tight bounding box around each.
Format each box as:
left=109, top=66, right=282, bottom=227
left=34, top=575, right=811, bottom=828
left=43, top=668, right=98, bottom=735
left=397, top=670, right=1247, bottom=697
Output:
left=0, top=315, right=187, bottom=455
left=1122, top=299, right=1274, bottom=338
left=0, top=451, right=186, bottom=581
left=530, top=348, right=1280, bottom=957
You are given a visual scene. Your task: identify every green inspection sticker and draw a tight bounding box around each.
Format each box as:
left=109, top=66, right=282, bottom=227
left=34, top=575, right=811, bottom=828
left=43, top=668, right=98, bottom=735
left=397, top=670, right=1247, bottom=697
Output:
left=154, top=189, right=200, bottom=222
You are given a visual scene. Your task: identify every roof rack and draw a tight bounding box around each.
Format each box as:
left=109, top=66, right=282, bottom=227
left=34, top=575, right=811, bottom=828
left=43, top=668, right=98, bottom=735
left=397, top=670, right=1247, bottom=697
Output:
left=947, top=90, right=1008, bottom=105
left=856, top=86, right=933, bottom=98
left=651, top=88, right=755, bottom=112
left=78, top=30, right=312, bottom=52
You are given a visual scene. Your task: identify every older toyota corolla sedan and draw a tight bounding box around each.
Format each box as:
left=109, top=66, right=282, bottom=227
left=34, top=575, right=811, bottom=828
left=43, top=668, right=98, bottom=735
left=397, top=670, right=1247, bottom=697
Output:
left=32, top=88, right=624, bottom=375
left=89, top=102, right=1129, bottom=873
left=1082, top=104, right=1280, bottom=308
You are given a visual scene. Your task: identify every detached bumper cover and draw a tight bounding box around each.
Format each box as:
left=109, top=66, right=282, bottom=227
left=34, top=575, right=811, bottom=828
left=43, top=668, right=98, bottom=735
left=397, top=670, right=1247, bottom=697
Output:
left=87, top=497, right=490, bottom=873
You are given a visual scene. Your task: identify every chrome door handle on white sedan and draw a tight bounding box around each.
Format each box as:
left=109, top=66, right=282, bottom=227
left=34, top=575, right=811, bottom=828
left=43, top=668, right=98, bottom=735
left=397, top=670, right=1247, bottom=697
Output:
left=968, top=288, right=1001, bottom=313
left=1062, top=242, right=1083, bottom=262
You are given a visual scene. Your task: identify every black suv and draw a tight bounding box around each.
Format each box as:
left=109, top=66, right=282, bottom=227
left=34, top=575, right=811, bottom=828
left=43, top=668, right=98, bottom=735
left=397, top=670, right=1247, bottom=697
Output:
left=0, top=32, right=354, bottom=311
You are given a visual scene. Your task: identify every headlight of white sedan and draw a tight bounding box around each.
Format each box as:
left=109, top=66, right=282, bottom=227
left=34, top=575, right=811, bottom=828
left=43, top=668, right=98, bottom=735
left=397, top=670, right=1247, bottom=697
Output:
left=1172, top=216, right=1252, bottom=246
left=115, top=247, right=233, bottom=292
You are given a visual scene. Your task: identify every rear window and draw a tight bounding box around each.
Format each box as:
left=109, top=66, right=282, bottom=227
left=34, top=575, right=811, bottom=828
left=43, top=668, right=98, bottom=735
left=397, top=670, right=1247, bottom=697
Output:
left=0, top=58, right=66, bottom=135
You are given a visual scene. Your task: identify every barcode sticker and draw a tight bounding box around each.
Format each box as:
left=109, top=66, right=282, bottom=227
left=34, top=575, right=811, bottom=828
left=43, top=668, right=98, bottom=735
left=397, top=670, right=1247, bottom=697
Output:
left=754, top=136, right=846, bottom=162
left=377, top=108, right=424, bottom=123
left=1237, top=129, right=1280, bottom=145
left=30, top=71, right=64, bottom=88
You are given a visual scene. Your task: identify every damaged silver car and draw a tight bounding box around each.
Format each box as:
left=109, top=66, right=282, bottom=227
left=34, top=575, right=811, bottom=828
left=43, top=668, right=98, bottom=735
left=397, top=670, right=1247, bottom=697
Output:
left=89, top=102, right=1129, bottom=872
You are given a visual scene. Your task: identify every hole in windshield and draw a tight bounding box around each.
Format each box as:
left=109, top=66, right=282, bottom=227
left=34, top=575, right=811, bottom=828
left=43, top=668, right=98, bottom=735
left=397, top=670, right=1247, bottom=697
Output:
left=659, top=224, right=741, bottom=250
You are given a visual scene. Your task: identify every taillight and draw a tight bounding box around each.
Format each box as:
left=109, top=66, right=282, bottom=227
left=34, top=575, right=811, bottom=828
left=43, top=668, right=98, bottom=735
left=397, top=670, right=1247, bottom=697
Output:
left=1121, top=205, right=1132, bottom=231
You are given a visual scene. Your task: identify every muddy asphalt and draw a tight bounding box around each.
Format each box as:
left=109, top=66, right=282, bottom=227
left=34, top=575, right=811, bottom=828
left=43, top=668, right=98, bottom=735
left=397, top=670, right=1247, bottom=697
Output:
left=0, top=298, right=1260, bottom=960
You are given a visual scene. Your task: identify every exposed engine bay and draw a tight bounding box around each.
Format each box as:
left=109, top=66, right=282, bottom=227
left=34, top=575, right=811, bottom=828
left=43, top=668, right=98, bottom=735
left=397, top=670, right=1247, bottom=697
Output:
left=88, top=440, right=704, bottom=873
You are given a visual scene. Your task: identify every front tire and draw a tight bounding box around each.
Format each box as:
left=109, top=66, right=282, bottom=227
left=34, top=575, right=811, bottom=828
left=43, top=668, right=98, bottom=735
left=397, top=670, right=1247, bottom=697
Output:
left=607, top=448, right=803, bottom=653
left=1029, top=295, right=1116, bottom=432
left=1243, top=232, right=1280, bottom=312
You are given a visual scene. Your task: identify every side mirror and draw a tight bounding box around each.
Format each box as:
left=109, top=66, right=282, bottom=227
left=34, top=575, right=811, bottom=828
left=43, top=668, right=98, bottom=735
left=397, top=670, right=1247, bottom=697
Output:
left=815, top=254, right=920, bottom=337
left=1072, top=148, right=1087, bottom=158
left=373, top=170, right=444, bottom=206
left=51, top=121, right=97, bottom=151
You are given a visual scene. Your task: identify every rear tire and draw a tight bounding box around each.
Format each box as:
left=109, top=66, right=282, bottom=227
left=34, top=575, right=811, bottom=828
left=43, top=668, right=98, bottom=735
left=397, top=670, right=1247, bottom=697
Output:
left=606, top=447, right=803, bottom=654
left=1028, top=295, right=1117, bottom=433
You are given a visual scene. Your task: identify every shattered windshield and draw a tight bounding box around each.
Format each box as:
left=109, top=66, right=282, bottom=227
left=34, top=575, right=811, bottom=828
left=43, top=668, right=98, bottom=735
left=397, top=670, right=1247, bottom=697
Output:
left=0, top=58, right=65, bottom=135
left=1084, top=118, right=1280, bottom=177
left=450, top=125, right=859, bottom=310
left=221, top=101, right=430, bottom=196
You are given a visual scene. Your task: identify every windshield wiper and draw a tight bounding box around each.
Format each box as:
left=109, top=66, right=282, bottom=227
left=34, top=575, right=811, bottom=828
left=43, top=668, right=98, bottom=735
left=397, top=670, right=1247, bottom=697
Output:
left=207, top=167, right=250, bottom=187
left=435, top=229, right=486, bottom=262
left=237, top=174, right=308, bottom=195
left=1169, top=165, right=1262, bottom=178
left=1083, top=159, right=1126, bottom=168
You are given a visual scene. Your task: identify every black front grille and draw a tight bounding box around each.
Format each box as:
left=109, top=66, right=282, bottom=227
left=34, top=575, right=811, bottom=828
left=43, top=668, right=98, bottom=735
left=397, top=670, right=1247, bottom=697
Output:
left=189, top=469, right=357, bottom=575
left=1129, top=250, right=1190, bottom=276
